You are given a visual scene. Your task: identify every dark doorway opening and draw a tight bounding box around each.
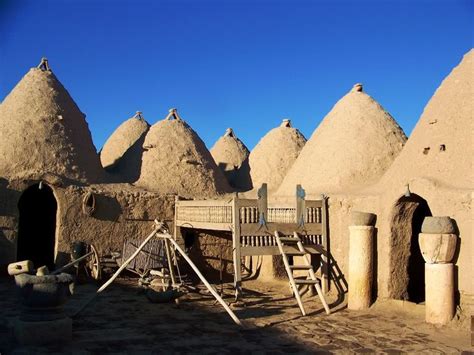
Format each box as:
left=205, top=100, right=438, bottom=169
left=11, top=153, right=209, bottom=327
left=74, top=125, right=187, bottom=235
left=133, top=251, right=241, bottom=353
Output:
left=389, top=194, right=431, bottom=303
left=17, top=183, right=57, bottom=270
left=406, top=197, right=430, bottom=303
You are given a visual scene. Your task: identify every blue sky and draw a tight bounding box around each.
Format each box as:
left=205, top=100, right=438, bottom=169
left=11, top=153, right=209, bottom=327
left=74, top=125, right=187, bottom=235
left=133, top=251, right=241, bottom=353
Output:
left=0, top=0, right=472, bottom=151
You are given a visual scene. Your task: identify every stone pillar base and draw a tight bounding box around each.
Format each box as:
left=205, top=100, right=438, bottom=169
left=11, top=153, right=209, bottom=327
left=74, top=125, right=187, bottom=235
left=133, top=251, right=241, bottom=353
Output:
left=348, top=226, right=374, bottom=310
left=14, top=316, right=72, bottom=345
left=425, top=263, right=454, bottom=325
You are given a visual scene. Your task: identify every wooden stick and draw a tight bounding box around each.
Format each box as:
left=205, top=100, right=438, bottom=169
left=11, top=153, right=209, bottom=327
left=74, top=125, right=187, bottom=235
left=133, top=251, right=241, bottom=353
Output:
left=160, top=233, right=243, bottom=327
left=51, top=251, right=94, bottom=275
left=96, top=222, right=164, bottom=294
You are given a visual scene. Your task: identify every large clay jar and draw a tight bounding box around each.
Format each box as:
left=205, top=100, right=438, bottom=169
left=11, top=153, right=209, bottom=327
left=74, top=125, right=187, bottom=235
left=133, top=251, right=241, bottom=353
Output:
left=418, top=233, right=457, bottom=264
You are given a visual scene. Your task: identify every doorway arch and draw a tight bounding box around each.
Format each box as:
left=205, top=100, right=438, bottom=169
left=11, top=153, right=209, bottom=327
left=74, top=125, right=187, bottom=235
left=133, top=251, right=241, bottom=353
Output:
left=389, top=194, right=431, bottom=303
left=17, top=183, right=58, bottom=269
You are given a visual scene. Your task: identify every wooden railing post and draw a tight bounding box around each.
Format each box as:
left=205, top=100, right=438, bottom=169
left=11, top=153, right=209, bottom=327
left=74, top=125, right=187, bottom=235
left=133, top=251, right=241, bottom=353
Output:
left=296, top=184, right=305, bottom=226
left=257, top=183, right=268, bottom=225
left=232, top=195, right=242, bottom=300
left=321, top=194, right=329, bottom=294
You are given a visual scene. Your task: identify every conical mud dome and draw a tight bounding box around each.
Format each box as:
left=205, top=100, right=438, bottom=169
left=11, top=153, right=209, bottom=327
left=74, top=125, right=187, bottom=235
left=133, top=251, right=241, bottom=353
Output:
left=277, top=85, right=407, bottom=196
left=136, top=109, right=231, bottom=197
left=100, top=111, right=150, bottom=182
left=0, top=59, right=104, bottom=183
left=379, top=49, right=473, bottom=189
left=210, top=128, right=251, bottom=190
left=249, top=119, right=306, bottom=192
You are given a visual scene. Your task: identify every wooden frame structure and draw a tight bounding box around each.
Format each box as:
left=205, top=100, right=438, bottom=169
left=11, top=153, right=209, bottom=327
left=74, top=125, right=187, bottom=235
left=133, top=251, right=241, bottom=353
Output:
left=174, top=185, right=329, bottom=299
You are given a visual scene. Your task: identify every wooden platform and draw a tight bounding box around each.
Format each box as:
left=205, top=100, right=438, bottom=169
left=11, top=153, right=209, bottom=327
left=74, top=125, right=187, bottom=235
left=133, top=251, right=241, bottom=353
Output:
left=174, top=184, right=329, bottom=299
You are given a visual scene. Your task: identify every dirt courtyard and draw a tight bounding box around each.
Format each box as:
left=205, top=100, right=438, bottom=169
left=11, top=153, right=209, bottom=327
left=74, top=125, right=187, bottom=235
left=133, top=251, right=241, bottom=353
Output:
left=0, top=277, right=471, bottom=354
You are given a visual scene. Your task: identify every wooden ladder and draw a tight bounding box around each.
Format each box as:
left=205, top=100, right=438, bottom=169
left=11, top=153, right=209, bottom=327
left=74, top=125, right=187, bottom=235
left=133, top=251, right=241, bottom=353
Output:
left=274, top=231, right=331, bottom=316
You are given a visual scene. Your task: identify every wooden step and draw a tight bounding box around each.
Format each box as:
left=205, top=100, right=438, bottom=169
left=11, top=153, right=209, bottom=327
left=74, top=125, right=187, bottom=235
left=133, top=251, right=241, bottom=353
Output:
left=284, top=251, right=306, bottom=256
left=294, top=279, right=319, bottom=285
left=279, top=237, right=300, bottom=243
left=290, top=265, right=312, bottom=270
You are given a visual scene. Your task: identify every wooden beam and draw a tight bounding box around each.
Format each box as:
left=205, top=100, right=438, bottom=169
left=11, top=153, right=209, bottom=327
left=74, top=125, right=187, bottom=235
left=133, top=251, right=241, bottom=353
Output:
left=174, top=221, right=233, bottom=231
left=240, top=245, right=324, bottom=256
left=240, top=223, right=322, bottom=236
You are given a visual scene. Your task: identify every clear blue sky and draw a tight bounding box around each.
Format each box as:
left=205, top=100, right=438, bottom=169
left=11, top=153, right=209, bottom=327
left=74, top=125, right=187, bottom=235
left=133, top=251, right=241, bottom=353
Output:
left=0, top=0, right=472, bottom=151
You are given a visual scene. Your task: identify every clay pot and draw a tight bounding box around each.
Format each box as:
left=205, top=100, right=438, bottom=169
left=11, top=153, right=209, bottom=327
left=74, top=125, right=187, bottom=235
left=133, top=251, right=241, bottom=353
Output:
left=351, top=211, right=376, bottom=226
left=418, top=233, right=457, bottom=264
left=421, top=216, right=455, bottom=234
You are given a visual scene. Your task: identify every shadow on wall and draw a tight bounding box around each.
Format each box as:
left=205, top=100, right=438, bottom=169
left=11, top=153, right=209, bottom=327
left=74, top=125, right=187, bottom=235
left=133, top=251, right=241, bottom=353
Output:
left=0, top=230, right=16, bottom=274
left=181, top=228, right=235, bottom=283
left=103, top=131, right=148, bottom=183
left=0, top=178, right=21, bottom=216
left=389, top=194, right=432, bottom=303
left=92, top=194, right=123, bottom=222
left=235, top=157, right=252, bottom=191
left=450, top=219, right=462, bottom=305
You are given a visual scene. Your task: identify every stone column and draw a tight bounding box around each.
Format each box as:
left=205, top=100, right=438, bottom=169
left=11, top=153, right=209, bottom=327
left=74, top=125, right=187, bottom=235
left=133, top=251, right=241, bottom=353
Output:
left=348, top=211, right=375, bottom=310
left=419, top=216, right=457, bottom=325
left=425, top=263, right=454, bottom=324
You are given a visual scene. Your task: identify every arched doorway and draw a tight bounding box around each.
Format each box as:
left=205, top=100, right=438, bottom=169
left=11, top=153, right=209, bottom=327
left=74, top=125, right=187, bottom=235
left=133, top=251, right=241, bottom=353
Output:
left=17, top=183, right=57, bottom=269
left=389, top=194, right=431, bottom=303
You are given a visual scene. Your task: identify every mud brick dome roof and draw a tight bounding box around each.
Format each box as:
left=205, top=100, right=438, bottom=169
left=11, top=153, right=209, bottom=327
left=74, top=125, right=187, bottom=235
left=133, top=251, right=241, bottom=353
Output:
left=100, top=111, right=150, bottom=170
left=277, top=84, right=407, bottom=196
left=210, top=128, right=250, bottom=190
left=0, top=58, right=104, bottom=183
left=249, top=119, right=307, bottom=192
left=377, top=49, right=473, bottom=189
left=136, top=109, right=231, bottom=197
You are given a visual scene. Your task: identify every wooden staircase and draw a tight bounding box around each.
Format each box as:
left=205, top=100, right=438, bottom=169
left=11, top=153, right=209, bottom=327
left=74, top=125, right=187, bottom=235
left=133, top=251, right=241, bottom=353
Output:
left=274, top=231, right=331, bottom=316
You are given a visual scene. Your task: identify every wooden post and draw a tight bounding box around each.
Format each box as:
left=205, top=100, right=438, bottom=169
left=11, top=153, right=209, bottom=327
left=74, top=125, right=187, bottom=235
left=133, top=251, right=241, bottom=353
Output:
left=257, top=183, right=268, bottom=225
left=296, top=184, right=305, bottom=226
left=321, top=194, right=329, bottom=294
left=164, top=238, right=177, bottom=287
left=173, top=195, right=183, bottom=245
left=232, top=195, right=242, bottom=300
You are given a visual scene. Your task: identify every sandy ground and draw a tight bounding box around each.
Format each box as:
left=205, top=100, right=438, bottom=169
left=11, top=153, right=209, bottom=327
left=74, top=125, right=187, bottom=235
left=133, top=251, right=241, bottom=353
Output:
left=0, top=276, right=471, bottom=354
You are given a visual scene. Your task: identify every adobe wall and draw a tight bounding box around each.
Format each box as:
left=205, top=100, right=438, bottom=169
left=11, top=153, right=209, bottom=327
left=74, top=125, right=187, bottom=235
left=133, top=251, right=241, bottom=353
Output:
left=0, top=178, right=175, bottom=270
left=376, top=178, right=472, bottom=307
left=321, top=178, right=472, bottom=309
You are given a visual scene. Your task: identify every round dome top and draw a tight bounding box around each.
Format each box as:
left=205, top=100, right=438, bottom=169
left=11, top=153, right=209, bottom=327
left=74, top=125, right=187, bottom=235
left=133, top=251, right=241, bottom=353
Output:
left=0, top=59, right=104, bottom=183
left=277, top=86, right=407, bottom=196
left=249, top=119, right=306, bottom=192
left=136, top=109, right=231, bottom=197
left=210, top=128, right=251, bottom=190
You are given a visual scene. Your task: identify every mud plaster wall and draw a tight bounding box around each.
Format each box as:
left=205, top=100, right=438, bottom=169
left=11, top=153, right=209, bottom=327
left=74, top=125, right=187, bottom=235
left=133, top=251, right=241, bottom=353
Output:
left=0, top=179, right=175, bottom=269
left=177, top=228, right=235, bottom=283
left=378, top=179, right=472, bottom=308
left=322, top=178, right=472, bottom=309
